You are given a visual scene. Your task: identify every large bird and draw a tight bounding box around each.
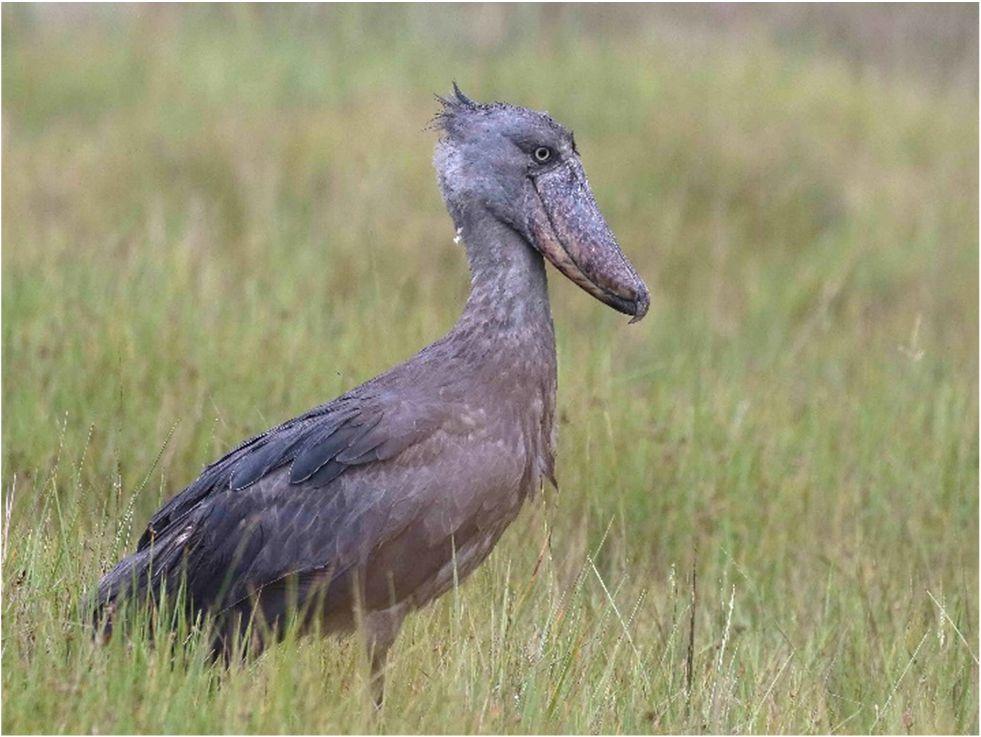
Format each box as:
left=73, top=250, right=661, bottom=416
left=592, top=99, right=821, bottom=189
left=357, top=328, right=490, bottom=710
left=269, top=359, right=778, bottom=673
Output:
left=92, top=86, right=649, bottom=703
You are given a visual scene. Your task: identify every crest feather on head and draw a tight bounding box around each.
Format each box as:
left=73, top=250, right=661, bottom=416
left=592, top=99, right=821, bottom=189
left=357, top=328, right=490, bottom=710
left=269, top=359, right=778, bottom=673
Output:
left=431, top=83, right=567, bottom=149
left=434, top=82, right=479, bottom=111
left=432, top=82, right=498, bottom=136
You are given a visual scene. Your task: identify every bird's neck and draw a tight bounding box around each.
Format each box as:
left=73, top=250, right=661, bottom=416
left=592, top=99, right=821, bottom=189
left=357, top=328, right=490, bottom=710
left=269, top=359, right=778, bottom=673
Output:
left=443, top=207, right=558, bottom=481
left=455, top=208, right=554, bottom=345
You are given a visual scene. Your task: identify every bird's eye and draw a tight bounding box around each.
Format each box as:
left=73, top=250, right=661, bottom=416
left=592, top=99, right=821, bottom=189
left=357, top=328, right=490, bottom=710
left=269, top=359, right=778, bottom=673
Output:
left=533, top=146, right=553, bottom=164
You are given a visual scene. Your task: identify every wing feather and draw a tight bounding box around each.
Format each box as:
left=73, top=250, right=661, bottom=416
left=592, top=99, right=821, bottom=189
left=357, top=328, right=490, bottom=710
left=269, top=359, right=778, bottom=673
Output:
left=289, top=411, right=384, bottom=483
left=136, top=394, right=436, bottom=552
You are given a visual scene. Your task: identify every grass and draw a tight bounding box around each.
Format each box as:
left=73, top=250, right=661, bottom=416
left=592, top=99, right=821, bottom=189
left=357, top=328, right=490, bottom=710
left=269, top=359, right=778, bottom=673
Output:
left=2, top=5, right=978, bottom=734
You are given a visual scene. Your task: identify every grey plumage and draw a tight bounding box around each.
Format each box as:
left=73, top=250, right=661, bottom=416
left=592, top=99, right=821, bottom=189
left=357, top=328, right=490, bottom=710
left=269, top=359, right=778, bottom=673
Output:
left=92, top=87, right=649, bottom=703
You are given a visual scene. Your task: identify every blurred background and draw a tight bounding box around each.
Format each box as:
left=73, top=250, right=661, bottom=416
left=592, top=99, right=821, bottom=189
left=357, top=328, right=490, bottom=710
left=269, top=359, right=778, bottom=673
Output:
left=2, top=4, right=978, bottom=733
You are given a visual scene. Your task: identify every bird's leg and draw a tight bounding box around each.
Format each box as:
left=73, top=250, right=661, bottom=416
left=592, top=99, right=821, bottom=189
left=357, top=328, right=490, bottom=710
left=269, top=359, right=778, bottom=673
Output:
left=362, top=605, right=406, bottom=709
left=368, top=642, right=390, bottom=709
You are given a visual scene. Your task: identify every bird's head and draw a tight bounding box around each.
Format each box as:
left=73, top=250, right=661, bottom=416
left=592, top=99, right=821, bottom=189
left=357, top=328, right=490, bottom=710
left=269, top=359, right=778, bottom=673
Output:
left=433, top=84, right=649, bottom=322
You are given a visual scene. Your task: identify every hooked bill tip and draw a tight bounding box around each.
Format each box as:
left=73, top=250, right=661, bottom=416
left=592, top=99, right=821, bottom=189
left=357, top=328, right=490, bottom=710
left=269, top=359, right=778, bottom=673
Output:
left=627, top=287, right=650, bottom=324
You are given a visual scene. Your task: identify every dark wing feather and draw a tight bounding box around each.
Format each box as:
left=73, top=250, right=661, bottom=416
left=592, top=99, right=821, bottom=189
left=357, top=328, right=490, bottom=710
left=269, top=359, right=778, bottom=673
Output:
left=135, top=395, right=416, bottom=552
left=135, top=423, right=303, bottom=551
left=101, top=390, right=446, bottom=622
left=289, top=411, right=384, bottom=484
left=227, top=432, right=305, bottom=491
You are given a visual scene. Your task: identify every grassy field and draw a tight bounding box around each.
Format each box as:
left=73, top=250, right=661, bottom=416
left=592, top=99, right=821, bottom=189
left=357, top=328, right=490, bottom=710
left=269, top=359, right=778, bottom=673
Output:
left=2, top=5, right=978, bottom=734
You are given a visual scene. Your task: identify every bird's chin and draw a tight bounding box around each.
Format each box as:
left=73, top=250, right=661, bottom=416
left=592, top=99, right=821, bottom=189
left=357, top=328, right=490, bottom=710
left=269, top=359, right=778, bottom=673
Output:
left=526, top=162, right=649, bottom=322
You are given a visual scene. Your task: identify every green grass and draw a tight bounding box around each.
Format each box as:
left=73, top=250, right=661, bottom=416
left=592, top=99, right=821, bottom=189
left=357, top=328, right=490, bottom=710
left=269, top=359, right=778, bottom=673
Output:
left=2, top=5, right=978, bottom=733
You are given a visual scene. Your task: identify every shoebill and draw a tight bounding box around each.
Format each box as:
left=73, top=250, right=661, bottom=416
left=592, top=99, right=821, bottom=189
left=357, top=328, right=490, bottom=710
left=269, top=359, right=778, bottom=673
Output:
left=92, top=85, right=650, bottom=704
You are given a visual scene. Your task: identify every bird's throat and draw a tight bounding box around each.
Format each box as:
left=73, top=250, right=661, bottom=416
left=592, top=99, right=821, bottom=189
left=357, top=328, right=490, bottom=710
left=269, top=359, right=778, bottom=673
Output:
left=457, top=210, right=554, bottom=341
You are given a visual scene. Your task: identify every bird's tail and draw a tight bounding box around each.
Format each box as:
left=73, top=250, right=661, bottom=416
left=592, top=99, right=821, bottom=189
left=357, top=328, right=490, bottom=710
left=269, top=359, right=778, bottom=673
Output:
left=89, top=538, right=189, bottom=642
left=89, top=547, right=152, bottom=642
